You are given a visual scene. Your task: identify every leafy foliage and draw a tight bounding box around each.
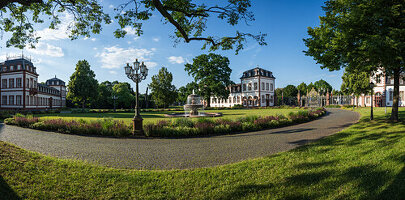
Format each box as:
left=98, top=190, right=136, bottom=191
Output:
left=67, top=60, right=98, bottom=109
left=341, top=69, right=371, bottom=97
left=149, top=67, right=177, bottom=108
left=177, top=81, right=198, bottom=104
left=0, top=0, right=111, bottom=49
left=185, top=53, right=232, bottom=107
left=1, top=0, right=266, bottom=53
left=304, top=0, right=404, bottom=121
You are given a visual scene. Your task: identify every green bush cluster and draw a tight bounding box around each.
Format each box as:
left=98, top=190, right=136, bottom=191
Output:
left=5, top=108, right=327, bottom=138
left=144, top=108, right=327, bottom=137
left=5, top=115, right=131, bottom=137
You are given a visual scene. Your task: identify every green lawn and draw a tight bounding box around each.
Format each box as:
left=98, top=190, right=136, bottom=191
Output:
left=34, top=108, right=300, bottom=124
left=1, top=107, right=404, bottom=199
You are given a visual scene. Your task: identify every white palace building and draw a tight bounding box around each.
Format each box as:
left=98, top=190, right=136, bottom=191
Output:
left=210, top=67, right=276, bottom=107
left=353, top=69, right=405, bottom=107
left=0, top=56, right=66, bottom=110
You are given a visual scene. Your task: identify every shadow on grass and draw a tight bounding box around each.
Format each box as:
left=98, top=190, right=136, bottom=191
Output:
left=0, top=176, right=21, bottom=200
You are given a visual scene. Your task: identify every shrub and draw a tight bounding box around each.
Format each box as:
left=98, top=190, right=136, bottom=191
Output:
left=173, top=118, right=194, bottom=128
left=6, top=107, right=327, bottom=138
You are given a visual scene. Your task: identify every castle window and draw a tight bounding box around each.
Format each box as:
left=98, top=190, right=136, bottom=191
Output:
left=2, top=96, right=7, bottom=105
left=17, top=65, right=21, bottom=70
left=266, top=83, right=269, bottom=90
left=262, top=95, right=265, bottom=103
left=2, top=79, right=7, bottom=88
left=254, top=82, right=258, bottom=90
left=9, top=96, right=14, bottom=105
left=389, top=91, right=393, bottom=101
left=261, top=82, right=264, bottom=90
left=16, top=95, right=22, bottom=105
left=10, top=66, right=14, bottom=70
left=248, top=83, right=252, bottom=91
left=16, top=78, right=22, bottom=88
left=9, top=79, right=14, bottom=88
left=243, top=84, right=246, bottom=91
left=270, top=83, right=274, bottom=91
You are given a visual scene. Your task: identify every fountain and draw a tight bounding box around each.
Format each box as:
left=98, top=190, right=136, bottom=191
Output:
left=165, top=90, right=222, bottom=118
left=184, top=90, right=204, bottom=116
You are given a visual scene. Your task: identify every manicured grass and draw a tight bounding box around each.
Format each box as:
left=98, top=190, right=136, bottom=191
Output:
left=1, top=108, right=404, bottom=199
left=34, top=108, right=301, bottom=124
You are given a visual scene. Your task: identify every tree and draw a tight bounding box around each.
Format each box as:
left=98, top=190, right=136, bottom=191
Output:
left=67, top=60, right=98, bottom=110
left=313, top=79, right=332, bottom=95
left=283, top=85, right=298, bottom=98
left=304, top=0, right=404, bottom=121
left=341, top=69, right=370, bottom=106
left=185, top=53, right=232, bottom=107
left=1, top=0, right=266, bottom=53
left=0, top=0, right=110, bottom=49
left=307, top=82, right=316, bottom=92
left=297, top=82, right=307, bottom=96
left=113, top=82, right=135, bottom=109
left=93, top=81, right=113, bottom=108
left=149, top=67, right=177, bottom=108
left=177, top=81, right=198, bottom=104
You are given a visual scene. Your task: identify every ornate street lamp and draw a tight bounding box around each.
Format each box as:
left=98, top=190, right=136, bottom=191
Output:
left=369, top=82, right=375, bottom=120
left=125, top=59, right=148, bottom=134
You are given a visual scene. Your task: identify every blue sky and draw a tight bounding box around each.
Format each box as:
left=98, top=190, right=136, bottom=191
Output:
left=0, top=0, right=343, bottom=92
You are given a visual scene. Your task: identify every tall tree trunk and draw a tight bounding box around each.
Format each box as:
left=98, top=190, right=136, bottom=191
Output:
left=206, top=97, right=211, bottom=108
left=390, top=68, right=400, bottom=122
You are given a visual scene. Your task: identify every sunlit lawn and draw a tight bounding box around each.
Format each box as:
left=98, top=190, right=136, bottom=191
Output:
left=1, top=107, right=404, bottom=199
left=34, top=108, right=301, bottom=124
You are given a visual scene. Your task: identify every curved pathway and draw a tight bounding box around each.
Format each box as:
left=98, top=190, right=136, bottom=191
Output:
left=0, top=109, right=359, bottom=170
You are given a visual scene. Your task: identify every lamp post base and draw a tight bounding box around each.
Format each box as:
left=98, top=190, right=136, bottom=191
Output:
left=132, top=116, right=144, bottom=135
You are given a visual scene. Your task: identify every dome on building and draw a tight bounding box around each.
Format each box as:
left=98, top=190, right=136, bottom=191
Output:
left=46, top=76, right=65, bottom=86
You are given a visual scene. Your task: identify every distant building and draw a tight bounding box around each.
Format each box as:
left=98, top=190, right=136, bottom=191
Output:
left=210, top=67, right=276, bottom=107
left=0, top=56, right=66, bottom=110
left=353, top=69, right=405, bottom=107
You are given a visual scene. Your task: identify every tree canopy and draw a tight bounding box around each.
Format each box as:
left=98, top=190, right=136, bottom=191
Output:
left=67, top=60, right=98, bottom=109
left=185, top=53, right=232, bottom=107
left=313, top=79, right=332, bottom=95
left=283, top=85, right=298, bottom=98
left=341, top=69, right=370, bottom=97
left=0, top=0, right=110, bottom=49
left=297, top=82, right=307, bottom=96
left=304, top=0, right=404, bottom=121
left=177, top=81, right=198, bottom=104
left=149, top=67, right=177, bottom=108
left=1, top=0, right=266, bottom=53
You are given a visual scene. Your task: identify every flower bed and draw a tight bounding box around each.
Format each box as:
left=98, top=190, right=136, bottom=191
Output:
left=4, top=108, right=326, bottom=138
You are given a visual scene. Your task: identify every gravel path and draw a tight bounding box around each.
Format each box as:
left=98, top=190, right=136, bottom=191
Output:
left=0, top=109, right=359, bottom=170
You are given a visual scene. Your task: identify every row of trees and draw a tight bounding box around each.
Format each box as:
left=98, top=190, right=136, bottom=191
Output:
left=304, top=0, right=403, bottom=121
left=67, top=53, right=233, bottom=109
left=148, top=53, right=233, bottom=108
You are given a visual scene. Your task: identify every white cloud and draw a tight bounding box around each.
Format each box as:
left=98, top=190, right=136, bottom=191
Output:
left=109, top=4, right=114, bottom=9
left=95, top=46, right=156, bottom=69
left=91, top=38, right=96, bottom=42
left=36, top=13, right=74, bottom=41
left=109, top=70, right=117, bottom=74
left=27, top=42, right=64, bottom=57
left=93, top=47, right=98, bottom=50
left=168, top=56, right=185, bottom=64
left=123, top=26, right=137, bottom=35
left=144, top=61, right=157, bottom=68
left=152, top=37, right=160, bottom=42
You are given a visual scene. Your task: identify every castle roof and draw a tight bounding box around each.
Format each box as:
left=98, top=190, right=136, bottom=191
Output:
left=46, top=76, right=65, bottom=86
left=240, top=67, right=275, bottom=79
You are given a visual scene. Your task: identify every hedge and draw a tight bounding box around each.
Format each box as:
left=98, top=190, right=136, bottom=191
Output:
left=4, top=108, right=326, bottom=138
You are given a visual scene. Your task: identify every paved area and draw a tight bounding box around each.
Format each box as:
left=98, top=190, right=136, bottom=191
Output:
left=0, top=109, right=359, bottom=170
